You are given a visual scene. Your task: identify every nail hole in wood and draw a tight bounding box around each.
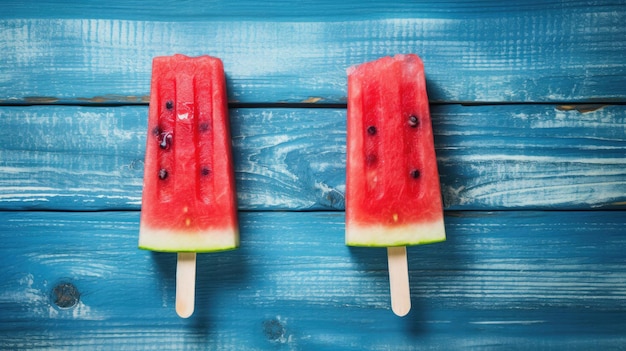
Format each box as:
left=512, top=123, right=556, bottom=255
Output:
left=51, top=282, right=80, bottom=309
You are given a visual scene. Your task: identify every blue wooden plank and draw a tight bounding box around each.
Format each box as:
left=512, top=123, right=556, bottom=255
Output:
left=1, top=1, right=625, bottom=103
left=4, top=0, right=611, bottom=21
left=0, top=210, right=625, bottom=350
left=0, top=104, right=624, bottom=211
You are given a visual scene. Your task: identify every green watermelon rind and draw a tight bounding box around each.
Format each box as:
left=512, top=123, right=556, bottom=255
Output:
left=138, top=225, right=239, bottom=253
left=345, top=220, right=446, bottom=247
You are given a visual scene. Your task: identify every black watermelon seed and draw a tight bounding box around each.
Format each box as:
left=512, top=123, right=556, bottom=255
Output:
left=199, top=122, right=209, bottom=132
left=367, top=126, right=377, bottom=135
left=410, top=169, right=420, bottom=179
left=158, top=169, right=168, bottom=180
left=201, top=167, right=210, bottom=176
left=152, top=126, right=161, bottom=136
left=408, top=115, right=419, bottom=128
left=365, top=154, right=377, bottom=165
left=165, top=100, right=174, bottom=110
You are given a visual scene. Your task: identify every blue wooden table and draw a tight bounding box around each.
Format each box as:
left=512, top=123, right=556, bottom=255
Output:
left=1, top=1, right=625, bottom=349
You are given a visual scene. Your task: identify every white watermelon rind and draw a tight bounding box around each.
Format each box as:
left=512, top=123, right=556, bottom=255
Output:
left=138, top=225, right=239, bottom=253
left=345, top=219, right=446, bottom=247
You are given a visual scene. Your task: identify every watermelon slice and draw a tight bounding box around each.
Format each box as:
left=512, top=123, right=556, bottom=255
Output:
left=345, top=54, right=445, bottom=247
left=139, top=54, right=239, bottom=253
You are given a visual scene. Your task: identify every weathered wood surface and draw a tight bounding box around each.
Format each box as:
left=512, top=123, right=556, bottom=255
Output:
left=2, top=0, right=626, bottom=104
left=1, top=0, right=625, bottom=349
left=1, top=210, right=625, bottom=350
left=1, top=104, right=624, bottom=211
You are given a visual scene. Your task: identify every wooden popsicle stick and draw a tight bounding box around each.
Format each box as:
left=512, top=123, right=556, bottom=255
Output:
left=387, top=246, right=411, bottom=317
left=176, top=252, right=196, bottom=318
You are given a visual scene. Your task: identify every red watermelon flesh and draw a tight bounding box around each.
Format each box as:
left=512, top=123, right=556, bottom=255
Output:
left=139, top=54, right=239, bottom=252
left=346, top=54, right=445, bottom=247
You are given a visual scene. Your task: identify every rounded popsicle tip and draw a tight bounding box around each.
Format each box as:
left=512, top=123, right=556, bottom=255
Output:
left=392, top=302, right=411, bottom=317
left=176, top=301, right=194, bottom=318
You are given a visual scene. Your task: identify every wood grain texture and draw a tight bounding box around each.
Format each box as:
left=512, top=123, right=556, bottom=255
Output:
left=0, top=105, right=624, bottom=211
left=0, top=210, right=625, bottom=350
left=1, top=1, right=625, bottom=348
left=1, top=1, right=625, bottom=103
left=5, top=0, right=617, bottom=21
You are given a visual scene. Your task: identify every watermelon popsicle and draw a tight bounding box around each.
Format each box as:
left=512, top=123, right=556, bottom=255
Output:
left=139, top=54, right=239, bottom=318
left=346, top=54, right=446, bottom=316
